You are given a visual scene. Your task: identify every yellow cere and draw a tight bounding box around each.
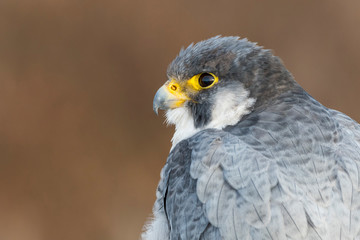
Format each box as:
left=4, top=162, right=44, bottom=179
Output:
left=186, top=73, right=219, bottom=91
left=167, top=80, right=181, bottom=95
left=166, top=80, right=190, bottom=107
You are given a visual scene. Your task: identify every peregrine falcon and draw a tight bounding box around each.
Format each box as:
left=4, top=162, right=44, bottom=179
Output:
left=143, top=36, right=360, bottom=239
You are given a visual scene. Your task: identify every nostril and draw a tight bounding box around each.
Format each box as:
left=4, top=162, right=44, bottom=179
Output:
left=170, top=85, right=177, bottom=91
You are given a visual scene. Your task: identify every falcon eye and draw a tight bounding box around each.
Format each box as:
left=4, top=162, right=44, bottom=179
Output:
left=187, top=72, right=218, bottom=90
left=198, top=73, right=215, bottom=88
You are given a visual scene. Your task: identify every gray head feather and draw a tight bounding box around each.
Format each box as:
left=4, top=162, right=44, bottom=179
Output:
left=166, top=36, right=301, bottom=128
left=167, top=36, right=261, bottom=81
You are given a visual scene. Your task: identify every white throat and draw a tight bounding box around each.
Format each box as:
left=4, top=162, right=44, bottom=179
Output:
left=166, top=107, right=198, bottom=148
left=165, top=85, right=255, bottom=149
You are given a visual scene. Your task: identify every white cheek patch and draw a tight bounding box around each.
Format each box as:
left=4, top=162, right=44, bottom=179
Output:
left=165, top=107, right=200, bottom=148
left=207, top=85, right=255, bottom=129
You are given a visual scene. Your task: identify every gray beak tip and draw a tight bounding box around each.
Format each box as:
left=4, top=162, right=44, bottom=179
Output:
left=153, top=85, right=167, bottom=116
left=153, top=105, right=159, bottom=115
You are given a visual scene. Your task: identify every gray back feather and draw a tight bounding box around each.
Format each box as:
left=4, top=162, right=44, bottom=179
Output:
left=156, top=89, right=360, bottom=239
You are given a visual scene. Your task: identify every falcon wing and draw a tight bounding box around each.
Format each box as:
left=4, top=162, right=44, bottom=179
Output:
left=159, top=91, right=360, bottom=239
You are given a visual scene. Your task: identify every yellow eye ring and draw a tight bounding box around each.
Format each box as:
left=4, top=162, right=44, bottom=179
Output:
left=187, top=72, right=219, bottom=91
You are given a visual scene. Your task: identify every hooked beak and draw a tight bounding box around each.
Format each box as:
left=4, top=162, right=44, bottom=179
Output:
left=153, top=84, right=190, bottom=115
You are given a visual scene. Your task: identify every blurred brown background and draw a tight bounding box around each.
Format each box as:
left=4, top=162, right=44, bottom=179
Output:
left=0, top=0, right=359, bottom=239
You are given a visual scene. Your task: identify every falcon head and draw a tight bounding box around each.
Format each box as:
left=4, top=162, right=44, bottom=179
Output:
left=153, top=36, right=298, bottom=145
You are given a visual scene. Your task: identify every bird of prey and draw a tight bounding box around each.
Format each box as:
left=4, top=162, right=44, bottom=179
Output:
left=143, top=36, right=360, bottom=240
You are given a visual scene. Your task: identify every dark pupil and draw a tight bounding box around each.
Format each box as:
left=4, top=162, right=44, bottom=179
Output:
left=199, top=73, right=214, bottom=87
